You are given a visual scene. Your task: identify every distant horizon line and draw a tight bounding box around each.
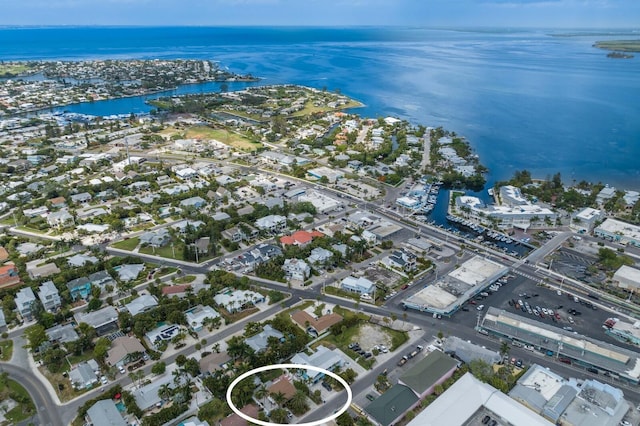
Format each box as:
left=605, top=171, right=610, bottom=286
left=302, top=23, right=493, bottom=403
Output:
left=0, top=24, right=638, bottom=31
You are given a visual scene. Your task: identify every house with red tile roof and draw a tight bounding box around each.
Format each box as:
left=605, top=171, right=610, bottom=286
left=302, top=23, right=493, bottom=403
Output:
left=0, top=263, right=21, bottom=289
left=280, top=230, right=324, bottom=247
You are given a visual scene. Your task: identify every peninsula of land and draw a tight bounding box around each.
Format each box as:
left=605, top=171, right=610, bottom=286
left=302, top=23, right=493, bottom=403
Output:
left=593, top=40, right=640, bottom=58
left=0, top=59, right=258, bottom=115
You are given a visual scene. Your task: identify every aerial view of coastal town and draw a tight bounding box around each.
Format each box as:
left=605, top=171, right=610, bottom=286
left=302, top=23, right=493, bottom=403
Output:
left=0, top=2, right=639, bottom=426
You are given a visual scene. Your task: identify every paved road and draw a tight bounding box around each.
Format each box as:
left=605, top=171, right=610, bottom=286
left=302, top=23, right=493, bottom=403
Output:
left=0, top=363, right=62, bottom=426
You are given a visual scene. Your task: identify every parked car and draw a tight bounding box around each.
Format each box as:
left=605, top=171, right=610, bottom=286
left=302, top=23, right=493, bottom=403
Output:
left=366, top=394, right=376, bottom=401
left=118, top=365, right=126, bottom=374
left=322, top=382, right=332, bottom=391
left=100, top=375, right=108, bottom=385
left=477, top=304, right=485, bottom=311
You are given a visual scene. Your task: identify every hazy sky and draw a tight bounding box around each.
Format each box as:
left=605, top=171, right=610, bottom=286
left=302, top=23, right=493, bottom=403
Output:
left=1, top=0, right=638, bottom=27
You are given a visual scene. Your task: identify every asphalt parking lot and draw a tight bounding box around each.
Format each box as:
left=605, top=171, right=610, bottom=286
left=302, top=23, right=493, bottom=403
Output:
left=464, top=273, right=640, bottom=352
left=549, top=247, right=606, bottom=285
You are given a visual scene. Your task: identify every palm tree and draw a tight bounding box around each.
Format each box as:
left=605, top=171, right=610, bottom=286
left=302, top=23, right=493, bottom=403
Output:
left=158, top=383, right=172, bottom=401
left=289, top=390, right=308, bottom=414
left=271, top=390, right=287, bottom=408
left=255, top=384, right=269, bottom=407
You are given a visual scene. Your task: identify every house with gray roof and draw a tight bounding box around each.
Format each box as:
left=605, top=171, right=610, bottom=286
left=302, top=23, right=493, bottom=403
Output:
left=38, top=280, right=61, bottom=312
left=88, top=270, right=116, bottom=291
left=86, top=399, right=127, bottom=426
left=46, top=324, right=79, bottom=344
left=115, top=264, right=144, bottom=282
left=16, top=287, right=36, bottom=321
left=125, top=294, right=158, bottom=316
left=180, top=196, right=207, bottom=209
left=307, top=247, right=333, bottom=265
left=67, top=253, right=99, bottom=267
left=139, top=228, right=171, bottom=248
left=47, top=209, right=74, bottom=228
left=245, top=325, right=283, bottom=353
left=442, top=336, right=501, bottom=366
left=70, top=192, right=92, bottom=204
left=398, top=350, right=458, bottom=398
left=74, top=306, right=119, bottom=336
left=69, top=360, right=99, bottom=389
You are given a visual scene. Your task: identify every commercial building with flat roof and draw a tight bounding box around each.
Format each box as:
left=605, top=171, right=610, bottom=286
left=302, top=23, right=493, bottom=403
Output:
left=612, top=265, right=640, bottom=292
left=403, top=256, right=508, bottom=316
left=509, top=364, right=631, bottom=426
left=606, top=319, right=640, bottom=346
left=406, top=372, right=553, bottom=426
left=480, top=307, right=640, bottom=385
left=594, top=218, right=640, bottom=247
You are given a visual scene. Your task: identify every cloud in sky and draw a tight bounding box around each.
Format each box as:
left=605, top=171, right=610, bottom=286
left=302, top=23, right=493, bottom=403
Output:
left=1, top=0, right=637, bottom=27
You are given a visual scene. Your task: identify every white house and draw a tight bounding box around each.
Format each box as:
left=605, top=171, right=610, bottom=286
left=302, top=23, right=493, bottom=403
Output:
left=185, top=305, right=220, bottom=332
left=214, top=289, right=265, bottom=313
left=255, top=215, right=287, bottom=233
left=340, top=276, right=375, bottom=295
left=282, top=258, right=311, bottom=281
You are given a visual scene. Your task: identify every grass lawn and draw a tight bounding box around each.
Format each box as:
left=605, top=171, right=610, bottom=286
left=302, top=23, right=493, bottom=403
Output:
left=174, top=275, right=196, bottom=284
left=185, top=126, right=262, bottom=152
left=111, top=237, right=140, bottom=251
left=15, top=225, right=48, bottom=235
left=0, top=340, right=13, bottom=361
left=156, top=266, right=178, bottom=277
left=140, top=243, right=185, bottom=260
left=0, top=63, right=31, bottom=77
left=67, top=349, right=98, bottom=366
left=1, top=379, right=37, bottom=423
left=39, top=367, right=89, bottom=402
left=0, top=217, right=16, bottom=226
left=291, top=99, right=364, bottom=117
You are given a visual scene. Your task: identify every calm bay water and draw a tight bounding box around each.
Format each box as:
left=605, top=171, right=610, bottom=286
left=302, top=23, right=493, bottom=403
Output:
left=1, top=26, right=639, bottom=188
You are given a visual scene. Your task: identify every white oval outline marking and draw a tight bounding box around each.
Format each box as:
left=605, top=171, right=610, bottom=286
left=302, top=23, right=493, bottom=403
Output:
left=226, top=363, right=353, bottom=426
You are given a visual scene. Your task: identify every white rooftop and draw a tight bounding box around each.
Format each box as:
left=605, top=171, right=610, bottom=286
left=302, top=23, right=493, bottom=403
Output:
left=406, top=372, right=554, bottom=426
left=597, top=218, right=640, bottom=240
left=448, top=256, right=506, bottom=286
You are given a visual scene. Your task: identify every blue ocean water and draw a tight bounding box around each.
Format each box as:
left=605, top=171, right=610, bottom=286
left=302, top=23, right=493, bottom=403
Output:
left=1, top=26, right=639, bottom=188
